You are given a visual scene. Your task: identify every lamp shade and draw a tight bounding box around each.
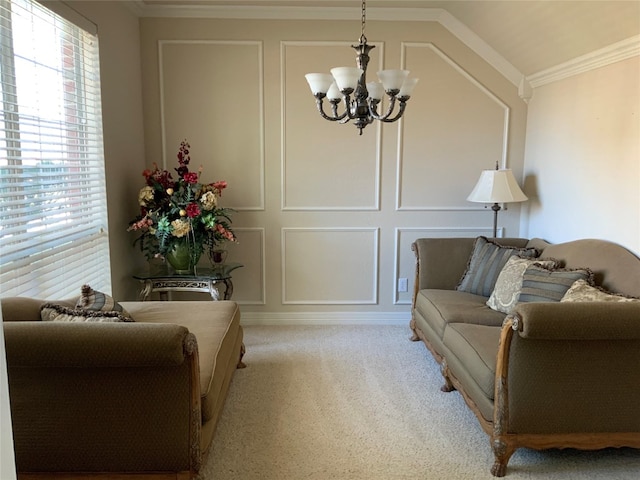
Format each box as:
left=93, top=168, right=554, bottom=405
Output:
left=467, top=169, right=528, bottom=203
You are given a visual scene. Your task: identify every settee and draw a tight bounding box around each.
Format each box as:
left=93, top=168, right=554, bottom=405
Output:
left=410, top=236, right=640, bottom=476
left=2, top=296, right=245, bottom=480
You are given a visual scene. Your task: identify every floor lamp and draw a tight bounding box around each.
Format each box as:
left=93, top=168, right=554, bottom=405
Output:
left=467, top=165, right=528, bottom=238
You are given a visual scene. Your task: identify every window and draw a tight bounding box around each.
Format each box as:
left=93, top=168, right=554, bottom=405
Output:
left=0, top=0, right=111, bottom=298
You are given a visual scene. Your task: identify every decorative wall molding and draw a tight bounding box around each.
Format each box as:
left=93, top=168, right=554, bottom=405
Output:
left=232, top=227, right=266, bottom=305
left=281, top=227, right=379, bottom=305
left=241, top=311, right=409, bottom=326
left=158, top=39, right=266, bottom=211
left=393, top=227, right=496, bottom=305
left=526, top=35, right=640, bottom=89
left=280, top=41, right=382, bottom=211
left=396, top=43, right=510, bottom=211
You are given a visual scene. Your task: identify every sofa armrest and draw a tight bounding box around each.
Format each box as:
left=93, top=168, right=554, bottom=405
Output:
left=4, top=321, right=190, bottom=366
left=3, top=321, right=202, bottom=474
left=511, top=302, right=640, bottom=340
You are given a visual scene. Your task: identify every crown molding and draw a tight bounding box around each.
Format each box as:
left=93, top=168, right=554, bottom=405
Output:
left=126, top=2, right=524, bottom=88
left=526, top=34, right=640, bottom=88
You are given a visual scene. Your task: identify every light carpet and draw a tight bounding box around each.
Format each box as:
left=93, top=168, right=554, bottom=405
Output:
left=200, top=325, right=640, bottom=480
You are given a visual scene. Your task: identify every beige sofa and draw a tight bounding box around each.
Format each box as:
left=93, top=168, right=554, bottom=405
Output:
left=2, top=298, right=245, bottom=480
left=410, top=237, right=640, bottom=476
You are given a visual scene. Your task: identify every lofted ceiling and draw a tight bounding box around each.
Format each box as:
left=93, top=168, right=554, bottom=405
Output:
left=127, top=1, right=640, bottom=78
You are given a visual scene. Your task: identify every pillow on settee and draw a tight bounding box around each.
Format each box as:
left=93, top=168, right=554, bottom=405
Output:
left=560, top=279, right=640, bottom=303
left=486, top=256, right=558, bottom=313
left=76, top=284, right=130, bottom=318
left=457, top=236, right=539, bottom=297
left=518, top=264, right=594, bottom=303
left=41, top=303, right=133, bottom=322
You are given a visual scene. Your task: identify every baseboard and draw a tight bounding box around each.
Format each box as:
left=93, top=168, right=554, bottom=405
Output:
left=240, top=311, right=411, bottom=326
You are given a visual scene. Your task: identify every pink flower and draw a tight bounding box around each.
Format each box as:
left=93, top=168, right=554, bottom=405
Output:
left=212, top=181, right=227, bottom=195
left=186, top=202, right=200, bottom=218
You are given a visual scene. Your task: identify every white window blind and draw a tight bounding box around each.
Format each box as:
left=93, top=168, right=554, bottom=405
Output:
left=0, top=0, right=111, bottom=299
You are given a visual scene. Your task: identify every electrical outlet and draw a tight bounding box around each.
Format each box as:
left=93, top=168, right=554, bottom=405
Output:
left=398, top=277, right=408, bottom=292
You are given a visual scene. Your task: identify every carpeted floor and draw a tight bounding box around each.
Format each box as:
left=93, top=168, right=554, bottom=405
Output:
left=199, top=325, right=640, bottom=480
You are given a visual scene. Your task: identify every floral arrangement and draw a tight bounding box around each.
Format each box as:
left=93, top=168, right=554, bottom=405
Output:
left=128, top=140, right=236, bottom=264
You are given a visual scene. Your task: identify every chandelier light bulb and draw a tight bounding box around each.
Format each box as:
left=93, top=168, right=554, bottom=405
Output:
left=305, top=73, right=334, bottom=95
left=366, top=81, right=384, bottom=101
left=330, top=67, right=363, bottom=93
left=377, top=69, right=410, bottom=93
left=398, top=78, right=419, bottom=98
left=326, top=82, right=342, bottom=101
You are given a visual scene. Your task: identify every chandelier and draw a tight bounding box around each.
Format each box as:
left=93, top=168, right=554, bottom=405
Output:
left=304, top=0, right=418, bottom=135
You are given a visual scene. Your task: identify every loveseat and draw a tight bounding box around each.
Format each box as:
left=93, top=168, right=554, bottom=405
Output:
left=2, top=295, right=245, bottom=480
left=410, top=236, right=640, bottom=476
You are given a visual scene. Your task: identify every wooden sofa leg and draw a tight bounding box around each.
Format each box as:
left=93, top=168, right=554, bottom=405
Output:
left=440, top=359, right=456, bottom=392
left=409, top=318, right=420, bottom=341
left=490, top=439, right=516, bottom=477
left=237, top=342, right=247, bottom=369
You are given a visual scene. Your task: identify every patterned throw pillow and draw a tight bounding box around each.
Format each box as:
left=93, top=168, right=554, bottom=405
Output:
left=75, top=284, right=130, bottom=318
left=486, top=256, right=558, bottom=313
left=560, top=279, right=640, bottom=303
left=456, top=236, right=539, bottom=297
left=41, top=303, right=133, bottom=322
left=519, top=265, right=593, bottom=303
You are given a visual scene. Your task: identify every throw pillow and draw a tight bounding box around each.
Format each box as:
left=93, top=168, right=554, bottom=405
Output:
left=41, top=303, right=133, bottom=322
left=486, top=256, right=559, bottom=313
left=560, top=279, right=640, bottom=303
left=519, top=265, right=594, bottom=303
left=456, top=236, right=539, bottom=297
left=76, top=284, right=130, bottom=318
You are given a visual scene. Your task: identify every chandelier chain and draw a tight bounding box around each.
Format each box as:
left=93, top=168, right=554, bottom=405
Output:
left=360, top=0, right=367, bottom=43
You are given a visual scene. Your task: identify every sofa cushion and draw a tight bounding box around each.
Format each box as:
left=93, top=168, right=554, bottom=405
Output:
left=457, top=236, right=539, bottom=297
left=486, top=257, right=558, bottom=314
left=121, top=300, right=242, bottom=423
left=443, top=323, right=501, bottom=401
left=519, top=265, right=593, bottom=303
left=560, top=279, right=640, bottom=303
left=415, top=289, right=506, bottom=339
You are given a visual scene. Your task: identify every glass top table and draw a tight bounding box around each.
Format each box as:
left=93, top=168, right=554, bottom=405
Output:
left=133, top=263, right=243, bottom=301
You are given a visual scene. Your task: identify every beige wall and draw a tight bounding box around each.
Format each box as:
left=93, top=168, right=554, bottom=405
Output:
left=139, top=16, right=528, bottom=319
left=522, top=56, right=640, bottom=256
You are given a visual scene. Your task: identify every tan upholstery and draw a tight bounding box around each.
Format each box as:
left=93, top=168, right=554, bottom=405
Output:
left=2, top=298, right=244, bottom=479
left=410, top=237, right=640, bottom=477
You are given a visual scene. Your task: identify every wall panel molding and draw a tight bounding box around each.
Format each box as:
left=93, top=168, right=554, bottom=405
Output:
left=282, top=227, right=379, bottom=304
left=158, top=39, right=265, bottom=211
left=231, top=227, right=266, bottom=305
left=396, top=43, right=510, bottom=212
left=281, top=41, right=382, bottom=211
left=394, top=227, right=495, bottom=304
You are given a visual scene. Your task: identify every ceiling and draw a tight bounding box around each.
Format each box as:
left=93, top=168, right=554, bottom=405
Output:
left=127, top=1, right=640, bottom=77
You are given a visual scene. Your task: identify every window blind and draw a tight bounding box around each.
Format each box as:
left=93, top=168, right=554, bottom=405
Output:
left=0, top=0, right=111, bottom=299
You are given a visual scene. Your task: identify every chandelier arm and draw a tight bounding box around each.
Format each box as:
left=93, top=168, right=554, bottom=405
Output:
left=368, top=95, right=398, bottom=120
left=314, top=96, right=349, bottom=121
left=378, top=100, right=408, bottom=123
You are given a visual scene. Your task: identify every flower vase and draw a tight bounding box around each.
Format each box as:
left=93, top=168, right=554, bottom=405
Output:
left=166, top=240, right=201, bottom=274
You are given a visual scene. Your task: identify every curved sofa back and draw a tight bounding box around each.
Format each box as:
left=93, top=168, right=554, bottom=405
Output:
left=527, top=238, right=640, bottom=297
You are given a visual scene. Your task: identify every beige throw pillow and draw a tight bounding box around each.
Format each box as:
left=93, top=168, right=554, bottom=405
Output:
left=560, top=279, right=640, bottom=303
left=486, top=256, right=558, bottom=314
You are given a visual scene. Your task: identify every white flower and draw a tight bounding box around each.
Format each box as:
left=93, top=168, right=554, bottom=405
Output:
left=200, top=191, right=217, bottom=210
left=138, top=186, right=154, bottom=206
left=171, top=219, right=191, bottom=237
